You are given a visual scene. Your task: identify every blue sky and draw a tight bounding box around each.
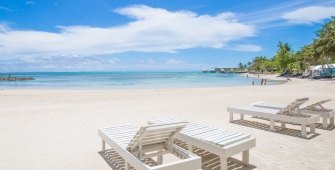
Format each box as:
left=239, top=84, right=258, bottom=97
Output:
left=1, top=0, right=335, bottom=72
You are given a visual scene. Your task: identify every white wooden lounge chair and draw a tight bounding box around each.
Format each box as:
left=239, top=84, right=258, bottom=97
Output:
left=98, top=122, right=201, bottom=170
left=227, top=98, right=320, bottom=138
left=252, top=99, right=335, bottom=129
left=148, top=117, right=256, bottom=170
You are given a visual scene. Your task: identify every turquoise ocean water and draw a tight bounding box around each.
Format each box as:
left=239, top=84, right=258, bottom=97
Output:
left=0, top=72, right=282, bottom=90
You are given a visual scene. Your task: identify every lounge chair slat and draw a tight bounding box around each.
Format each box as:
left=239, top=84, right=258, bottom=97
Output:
left=228, top=101, right=320, bottom=138
left=142, top=140, right=167, bottom=146
left=192, top=129, right=229, bottom=138
left=182, top=126, right=214, bottom=135
left=148, top=117, right=256, bottom=170
left=182, top=127, right=217, bottom=136
left=192, top=129, right=225, bottom=139
left=252, top=99, right=334, bottom=129
left=142, top=135, right=169, bottom=141
left=102, top=128, right=138, bottom=133
left=200, top=131, right=239, bottom=142
left=210, top=132, right=245, bottom=144
left=181, top=124, right=207, bottom=132
left=146, top=129, right=178, bottom=135
left=181, top=124, right=209, bottom=133
left=181, top=125, right=213, bottom=134
left=98, top=122, right=201, bottom=170
left=146, top=124, right=186, bottom=132
left=196, top=132, right=234, bottom=142
left=103, top=131, right=137, bottom=137
left=216, top=134, right=251, bottom=147
left=144, top=131, right=175, bottom=138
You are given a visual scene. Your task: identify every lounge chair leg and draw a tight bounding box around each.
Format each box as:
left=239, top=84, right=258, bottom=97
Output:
left=242, top=150, right=249, bottom=165
left=301, top=124, right=307, bottom=138
left=125, top=162, right=130, bottom=170
left=310, top=123, right=315, bottom=133
left=230, top=112, right=233, bottom=122
left=240, top=114, right=244, bottom=120
left=322, top=117, right=328, bottom=129
left=281, top=122, right=285, bottom=129
left=157, top=149, right=163, bottom=165
left=270, top=119, right=274, bottom=131
left=102, top=140, right=105, bottom=151
left=220, top=156, right=228, bottom=170
left=330, top=117, right=334, bottom=126
left=188, top=143, right=193, bottom=152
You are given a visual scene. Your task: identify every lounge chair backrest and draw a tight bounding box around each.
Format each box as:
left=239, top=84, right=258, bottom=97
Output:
left=278, top=97, right=309, bottom=116
left=304, top=99, right=331, bottom=111
left=126, top=122, right=187, bottom=152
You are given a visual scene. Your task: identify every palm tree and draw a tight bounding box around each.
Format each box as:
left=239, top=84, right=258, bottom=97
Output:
left=252, top=56, right=267, bottom=73
left=275, top=41, right=294, bottom=73
left=238, top=63, right=243, bottom=71
left=313, top=17, right=335, bottom=76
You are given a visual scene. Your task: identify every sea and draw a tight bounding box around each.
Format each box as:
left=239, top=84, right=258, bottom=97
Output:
left=0, top=72, right=282, bottom=90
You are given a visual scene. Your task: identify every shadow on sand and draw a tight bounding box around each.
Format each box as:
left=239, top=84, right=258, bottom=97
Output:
left=174, top=140, right=256, bottom=170
left=249, top=116, right=335, bottom=130
left=99, top=139, right=257, bottom=170
left=232, top=119, right=320, bottom=139
left=99, top=149, right=157, bottom=170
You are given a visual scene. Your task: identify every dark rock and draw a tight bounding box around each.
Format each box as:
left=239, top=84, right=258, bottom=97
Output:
left=0, top=76, right=35, bottom=81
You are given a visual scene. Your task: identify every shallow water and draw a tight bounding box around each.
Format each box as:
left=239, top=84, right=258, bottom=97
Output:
left=0, top=72, right=282, bottom=90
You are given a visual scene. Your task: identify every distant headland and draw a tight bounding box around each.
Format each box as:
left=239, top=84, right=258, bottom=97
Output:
left=202, top=68, right=247, bottom=73
left=0, top=75, right=35, bottom=81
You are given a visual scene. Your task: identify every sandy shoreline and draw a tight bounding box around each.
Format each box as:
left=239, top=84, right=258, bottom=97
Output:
left=0, top=74, right=334, bottom=170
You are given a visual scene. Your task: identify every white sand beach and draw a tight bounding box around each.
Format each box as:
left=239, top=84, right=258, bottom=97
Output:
left=0, top=74, right=335, bottom=170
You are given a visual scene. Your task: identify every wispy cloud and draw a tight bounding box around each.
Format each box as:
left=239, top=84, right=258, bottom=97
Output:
left=26, top=1, right=36, bottom=5
left=0, top=55, right=205, bottom=71
left=239, top=0, right=335, bottom=29
left=108, top=58, right=120, bottom=64
left=0, top=6, right=12, bottom=11
left=0, top=5, right=255, bottom=59
left=228, top=44, right=262, bottom=52
left=282, top=6, right=335, bottom=24
left=139, top=59, right=156, bottom=64
left=0, top=23, right=12, bottom=32
left=166, top=58, right=184, bottom=64
left=2, top=55, right=117, bottom=71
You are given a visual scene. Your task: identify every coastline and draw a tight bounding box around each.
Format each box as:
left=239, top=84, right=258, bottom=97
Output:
left=0, top=72, right=283, bottom=90
left=0, top=75, right=335, bottom=169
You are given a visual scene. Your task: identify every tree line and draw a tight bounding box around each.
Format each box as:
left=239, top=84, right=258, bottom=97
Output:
left=238, top=16, right=335, bottom=74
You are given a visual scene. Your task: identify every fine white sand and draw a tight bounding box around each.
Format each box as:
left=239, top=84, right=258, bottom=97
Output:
left=0, top=74, right=334, bottom=170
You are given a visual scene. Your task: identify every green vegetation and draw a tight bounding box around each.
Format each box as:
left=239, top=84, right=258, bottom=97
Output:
left=240, top=16, right=335, bottom=74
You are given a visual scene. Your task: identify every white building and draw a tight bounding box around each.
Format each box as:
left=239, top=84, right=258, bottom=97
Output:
left=305, top=64, right=335, bottom=76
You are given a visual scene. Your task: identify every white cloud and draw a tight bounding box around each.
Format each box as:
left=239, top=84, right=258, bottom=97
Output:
left=0, top=55, right=207, bottom=71
left=238, top=1, right=335, bottom=29
left=228, top=44, right=262, bottom=52
left=18, top=55, right=41, bottom=63
left=109, top=58, right=120, bottom=64
left=0, top=23, right=12, bottom=32
left=0, top=5, right=255, bottom=59
left=26, top=1, right=36, bottom=5
left=0, top=6, right=12, bottom=11
left=139, top=59, right=156, bottom=64
left=166, top=58, right=183, bottom=64
left=282, top=6, right=335, bottom=24
left=0, top=54, right=117, bottom=71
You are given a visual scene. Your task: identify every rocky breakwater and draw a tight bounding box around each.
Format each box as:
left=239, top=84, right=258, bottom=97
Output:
left=0, top=75, right=35, bottom=81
